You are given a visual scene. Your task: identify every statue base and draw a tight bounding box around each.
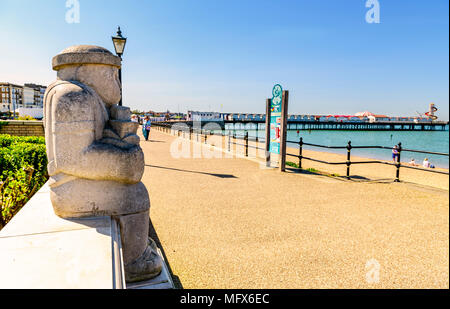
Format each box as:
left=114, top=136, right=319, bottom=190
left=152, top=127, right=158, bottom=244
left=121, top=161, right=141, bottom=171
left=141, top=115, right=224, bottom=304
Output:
left=126, top=248, right=175, bottom=289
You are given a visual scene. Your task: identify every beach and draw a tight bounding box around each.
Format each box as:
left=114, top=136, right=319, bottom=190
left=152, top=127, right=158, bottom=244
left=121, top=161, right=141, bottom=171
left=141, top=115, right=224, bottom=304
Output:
left=285, top=147, right=449, bottom=191
left=201, top=133, right=449, bottom=190
left=142, top=128, right=449, bottom=289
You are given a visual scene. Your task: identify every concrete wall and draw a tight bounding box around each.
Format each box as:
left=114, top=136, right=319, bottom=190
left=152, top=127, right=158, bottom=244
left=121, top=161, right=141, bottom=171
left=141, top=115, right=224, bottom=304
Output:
left=0, top=182, right=174, bottom=289
left=0, top=120, right=45, bottom=137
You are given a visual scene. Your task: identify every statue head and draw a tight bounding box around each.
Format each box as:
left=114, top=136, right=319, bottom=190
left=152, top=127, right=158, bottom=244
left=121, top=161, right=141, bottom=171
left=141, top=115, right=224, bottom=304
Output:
left=53, top=45, right=122, bottom=107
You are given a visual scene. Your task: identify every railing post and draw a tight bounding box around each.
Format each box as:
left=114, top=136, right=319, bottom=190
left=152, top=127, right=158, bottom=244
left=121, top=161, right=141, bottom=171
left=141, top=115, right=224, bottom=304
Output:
left=299, top=137, right=303, bottom=169
left=245, top=132, right=249, bottom=157
left=205, top=131, right=208, bottom=144
left=228, top=131, right=231, bottom=152
left=346, top=141, right=352, bottom=180
left=395, top=142, right=402, bottom=182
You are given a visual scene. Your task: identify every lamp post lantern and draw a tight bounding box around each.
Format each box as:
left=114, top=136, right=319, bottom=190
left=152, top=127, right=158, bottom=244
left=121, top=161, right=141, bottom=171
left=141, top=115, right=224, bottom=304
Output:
left=112, top=26, right=127, bottom=106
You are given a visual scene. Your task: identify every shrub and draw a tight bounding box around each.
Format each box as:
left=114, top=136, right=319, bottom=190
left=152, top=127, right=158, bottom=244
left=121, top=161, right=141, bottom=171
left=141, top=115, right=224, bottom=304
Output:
left=0, top=135, right=48, bottom=230
left=0, top=134, right=45, bottom=148
left=17, top=115, right=37, bottom=121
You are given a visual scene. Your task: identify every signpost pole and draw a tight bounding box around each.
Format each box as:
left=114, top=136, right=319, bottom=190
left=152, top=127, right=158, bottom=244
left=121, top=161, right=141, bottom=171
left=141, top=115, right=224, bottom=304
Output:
left=280, top=90, right=289, bottom=172
left=265, top=98, right=272, bottom=167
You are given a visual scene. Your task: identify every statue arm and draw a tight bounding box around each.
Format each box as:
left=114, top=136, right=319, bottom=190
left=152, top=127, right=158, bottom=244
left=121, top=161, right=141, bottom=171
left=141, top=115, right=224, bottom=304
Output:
left=49, top=87, right=144, bottom=184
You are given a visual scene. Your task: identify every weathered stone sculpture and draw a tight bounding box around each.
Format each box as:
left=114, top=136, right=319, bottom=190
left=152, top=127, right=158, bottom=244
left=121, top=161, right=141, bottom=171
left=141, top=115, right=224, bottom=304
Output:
left=43, top=45, right=162, bottom=283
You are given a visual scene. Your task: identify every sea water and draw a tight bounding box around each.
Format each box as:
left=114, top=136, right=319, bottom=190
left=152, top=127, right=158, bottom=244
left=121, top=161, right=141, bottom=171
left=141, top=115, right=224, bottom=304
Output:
left=221, top=125, right=449, bottom=168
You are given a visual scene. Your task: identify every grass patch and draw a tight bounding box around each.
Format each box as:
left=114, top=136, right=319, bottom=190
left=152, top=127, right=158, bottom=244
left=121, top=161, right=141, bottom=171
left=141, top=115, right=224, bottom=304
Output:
left=306, top=167, right=320, bottom=173
left=286, top=161, right=298, bottom=168
left=285, top=161, right=340, bottom=178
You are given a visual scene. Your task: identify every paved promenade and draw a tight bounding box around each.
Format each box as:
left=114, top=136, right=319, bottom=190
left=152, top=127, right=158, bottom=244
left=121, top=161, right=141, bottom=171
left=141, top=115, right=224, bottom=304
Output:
left=141, top=129, right=449, bottom=289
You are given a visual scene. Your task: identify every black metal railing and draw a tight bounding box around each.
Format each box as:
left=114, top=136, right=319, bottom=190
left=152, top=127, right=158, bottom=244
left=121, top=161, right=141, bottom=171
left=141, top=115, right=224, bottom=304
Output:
left=287, top=137, right=449, bottom=181
left=151, top=123, right=449, bottom=182
left=152, top=123, right=266, bottom=157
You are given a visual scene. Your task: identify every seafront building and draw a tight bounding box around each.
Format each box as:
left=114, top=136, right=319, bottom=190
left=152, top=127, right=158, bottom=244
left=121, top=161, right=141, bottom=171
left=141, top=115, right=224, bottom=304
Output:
left=23, top=83, right=46, bottom=108
left=0, top=83, right=23, bottom=113
left=0, top=82, right=46, bottom=116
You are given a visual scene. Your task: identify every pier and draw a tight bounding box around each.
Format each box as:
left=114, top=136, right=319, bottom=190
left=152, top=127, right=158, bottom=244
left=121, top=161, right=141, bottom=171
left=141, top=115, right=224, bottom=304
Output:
left=155, top=119, right=449, bottom=131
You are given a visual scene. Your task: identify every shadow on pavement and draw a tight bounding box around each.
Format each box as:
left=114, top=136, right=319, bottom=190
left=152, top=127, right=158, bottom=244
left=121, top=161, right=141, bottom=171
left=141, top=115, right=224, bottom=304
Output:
left=285, top=166, right=397, bottom=183
left=148, top=218, right=183, bottom=289
left=146, top=164, right=238, bottom=179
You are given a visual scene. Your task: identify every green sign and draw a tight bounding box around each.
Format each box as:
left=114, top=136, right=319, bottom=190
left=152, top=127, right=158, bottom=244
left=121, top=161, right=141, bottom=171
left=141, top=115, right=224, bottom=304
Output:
left=270, top=84, right=283, bottom=154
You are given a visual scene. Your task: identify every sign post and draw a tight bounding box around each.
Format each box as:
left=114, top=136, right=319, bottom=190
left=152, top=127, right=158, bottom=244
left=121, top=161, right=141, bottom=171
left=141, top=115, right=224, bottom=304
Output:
left=279, top=90, right=289, bottom=172
left=265, top=98, right=272, bottom=167
left=266, top=84, right=289, bottom=170
left=269, top=84, right=283, bottom=156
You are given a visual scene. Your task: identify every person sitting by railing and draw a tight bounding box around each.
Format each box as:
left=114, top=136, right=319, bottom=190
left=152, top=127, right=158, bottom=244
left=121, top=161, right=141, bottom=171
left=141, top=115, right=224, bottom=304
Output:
left=408, top=158, right=418, bottom=166
left=423, top=158, right=436, bottom=169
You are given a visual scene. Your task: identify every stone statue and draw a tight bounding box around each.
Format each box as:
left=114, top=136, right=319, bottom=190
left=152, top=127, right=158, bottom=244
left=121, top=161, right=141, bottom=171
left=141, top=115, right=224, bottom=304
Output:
left=43, top=45, right=162, bottom=283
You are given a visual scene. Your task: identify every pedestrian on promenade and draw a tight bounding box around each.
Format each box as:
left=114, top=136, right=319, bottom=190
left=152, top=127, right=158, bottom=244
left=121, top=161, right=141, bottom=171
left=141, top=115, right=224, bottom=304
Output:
left=392, top=145, right=400, bottom=163
left=131, top=115, right=139, bottom=123
left=142, top=116, right=151, bottom=141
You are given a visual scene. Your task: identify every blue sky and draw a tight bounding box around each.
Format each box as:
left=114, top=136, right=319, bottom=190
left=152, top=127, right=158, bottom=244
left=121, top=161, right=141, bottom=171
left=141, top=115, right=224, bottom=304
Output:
left=1, top=0, right=448, bottom=119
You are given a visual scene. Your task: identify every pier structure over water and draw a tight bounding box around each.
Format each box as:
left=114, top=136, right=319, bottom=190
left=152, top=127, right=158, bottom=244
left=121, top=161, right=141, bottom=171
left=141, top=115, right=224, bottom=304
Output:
left=154, top=119, right=449, bottom=131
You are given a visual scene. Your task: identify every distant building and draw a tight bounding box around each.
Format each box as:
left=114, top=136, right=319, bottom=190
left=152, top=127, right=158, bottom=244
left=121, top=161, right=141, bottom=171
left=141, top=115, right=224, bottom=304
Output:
left=23, top=86, right=35, bottom=108
left=367, top=115, right=390, bottom=123
left=24, top=83, right=46, bottom=108
left=187, top=111, right=224, bottom=122
left=0, top=83, right=23, bottom=113
left=0, top=82, right=46, bottom=115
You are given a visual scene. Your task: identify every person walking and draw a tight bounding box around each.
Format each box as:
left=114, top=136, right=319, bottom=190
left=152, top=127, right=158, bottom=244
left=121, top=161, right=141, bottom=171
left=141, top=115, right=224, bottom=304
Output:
left=142, top=116, right=151, bottom=141
left=392, top=145, right=400, bottom=163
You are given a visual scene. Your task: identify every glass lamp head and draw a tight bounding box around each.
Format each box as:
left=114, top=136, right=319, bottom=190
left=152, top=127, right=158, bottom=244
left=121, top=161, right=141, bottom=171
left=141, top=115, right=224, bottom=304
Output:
left=112, top=26, right=127, bottom=57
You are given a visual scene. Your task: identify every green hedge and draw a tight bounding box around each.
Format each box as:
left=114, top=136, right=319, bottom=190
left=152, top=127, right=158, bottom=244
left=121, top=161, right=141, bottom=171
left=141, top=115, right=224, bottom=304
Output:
left=0, top=134, right=48, bottom=230
left=0, top=135, right=45, bottom=148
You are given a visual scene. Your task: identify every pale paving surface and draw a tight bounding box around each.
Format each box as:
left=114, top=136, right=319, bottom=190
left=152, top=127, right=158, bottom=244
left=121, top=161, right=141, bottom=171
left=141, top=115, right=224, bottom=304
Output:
left=142, top=129, right=449, bottom=289
left=0, top=184, right=115, bottom=289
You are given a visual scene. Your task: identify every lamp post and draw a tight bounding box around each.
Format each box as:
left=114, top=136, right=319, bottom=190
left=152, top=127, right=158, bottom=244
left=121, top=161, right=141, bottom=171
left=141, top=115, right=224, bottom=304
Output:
left=112, top=26, right=127, bottom=106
